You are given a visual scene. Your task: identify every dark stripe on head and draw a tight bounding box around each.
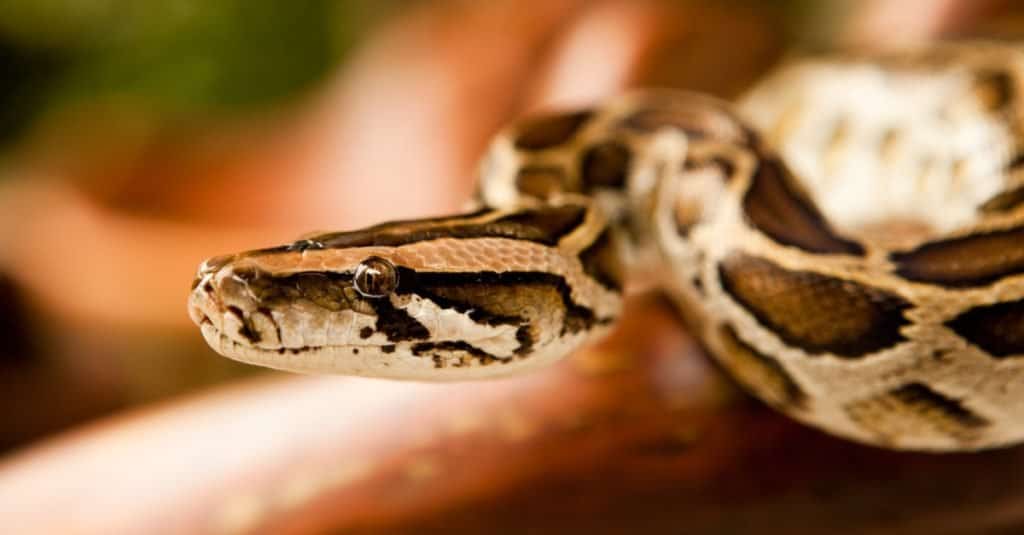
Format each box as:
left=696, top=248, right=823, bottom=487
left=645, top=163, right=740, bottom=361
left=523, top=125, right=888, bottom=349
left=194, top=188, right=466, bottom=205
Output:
left=396, top=269, right=609, bottom=338
left=718, top=324, right=806, bottom=410
left=743, top=158, right=865, bottom=255
left=369, top=297, right=430, bottom=342
left=514, top=110, right=593, bottom=150
left=580, top=141, right=631, bottom=190
left=845, top=383, right=988, bottom=445
left=311, top=204, right=587, bottom=249
left=394, top=267, right=523, bottom=328
left=718, top=254, right=910, bottom=357
left=232, top=263, right=401, bottom=337
left=237, top=270, right=359, bottom=312
left=577, top=229, right=624, bottom=291
left=891, top=226, right=1024, bottom=287
left=946, top=298, right=1024, bottom=358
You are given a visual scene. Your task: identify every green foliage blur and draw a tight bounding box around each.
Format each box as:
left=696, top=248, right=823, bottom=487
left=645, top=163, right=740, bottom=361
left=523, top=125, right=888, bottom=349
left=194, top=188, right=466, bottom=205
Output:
left=0, top=0, right=402, bottom=145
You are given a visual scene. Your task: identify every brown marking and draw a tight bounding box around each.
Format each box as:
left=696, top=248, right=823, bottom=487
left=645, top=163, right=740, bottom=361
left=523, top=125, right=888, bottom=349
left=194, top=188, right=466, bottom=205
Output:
left=514, top=325, right=534, bottom=357
left=516, top=166, right=567, bottom=199
left=718, top=324, right=806, bottom=410
left=314, top=204, right=587, bottom=249
left=972, top=69, right=1014, bottom=111
left=411, top=341, right=502, bottom=365
left=382, top=344, right=396, bottom=354
left=1007, top=153, right=1024, bottom=171
left=980, top=185, right=1024, bottom=213
left=845, top=383, right=988, bottom=445
left=718, top=254, right=910, bottom=357
left=891, top=226, right=1024, bottom=287
left=742, top=157, right=865, bottom=255
left=397, top=270, right=610, bottom=339
left=580, top=141, right=631, bottom=190
left=368, top=298, right=430, bottom=343
left=488, top=204, right=588, bottom=246
left=947, top=298, right=1024, bottom=358
left=226, top=306, right=261, bottom=344
left=514, top=110, right=593, bottom=150
left=616, top=99, right=755, bottom=146
left=359, top=326, right=374, bottom=339
left=577, top=229, right=624, bottom=291
left=682, top=155, right=735, bottom=180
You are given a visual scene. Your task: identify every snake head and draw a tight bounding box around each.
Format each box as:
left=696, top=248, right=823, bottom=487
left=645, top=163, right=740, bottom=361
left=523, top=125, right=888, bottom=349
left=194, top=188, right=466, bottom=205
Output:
left=188, top=208, right=621, bottom=379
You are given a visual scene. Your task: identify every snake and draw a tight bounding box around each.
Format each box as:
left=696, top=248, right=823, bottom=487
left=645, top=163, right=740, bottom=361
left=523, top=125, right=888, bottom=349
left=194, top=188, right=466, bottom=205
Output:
left=189, top=42, right=1024, bottom=452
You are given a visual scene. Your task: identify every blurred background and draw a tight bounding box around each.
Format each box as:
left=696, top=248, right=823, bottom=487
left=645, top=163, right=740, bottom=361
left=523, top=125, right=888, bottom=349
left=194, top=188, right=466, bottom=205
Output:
left=0, top=0, right=800, bottom=452
left=1, top=1, right=1023, bottom=533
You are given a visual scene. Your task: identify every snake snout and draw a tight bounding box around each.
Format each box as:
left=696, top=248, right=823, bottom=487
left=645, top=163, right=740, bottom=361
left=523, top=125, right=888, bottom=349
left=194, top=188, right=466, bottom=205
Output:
left=189, top=259, right=279, bottom=349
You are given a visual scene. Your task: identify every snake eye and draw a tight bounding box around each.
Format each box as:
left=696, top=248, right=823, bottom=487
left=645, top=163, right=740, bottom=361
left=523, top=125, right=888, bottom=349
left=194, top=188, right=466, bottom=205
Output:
left=353, top=256, right=399, bottom=298
left=287, top=239, right=325, bottom=252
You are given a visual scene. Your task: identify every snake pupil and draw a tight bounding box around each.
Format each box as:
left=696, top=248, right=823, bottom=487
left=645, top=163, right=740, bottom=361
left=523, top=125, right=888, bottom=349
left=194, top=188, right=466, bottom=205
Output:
left=354, top=256, right=398, bottom=298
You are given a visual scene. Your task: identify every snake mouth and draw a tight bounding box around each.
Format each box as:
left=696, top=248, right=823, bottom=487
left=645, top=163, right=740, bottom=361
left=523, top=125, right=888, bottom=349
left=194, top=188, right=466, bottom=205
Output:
left=197, top=326, right=567, bottom=380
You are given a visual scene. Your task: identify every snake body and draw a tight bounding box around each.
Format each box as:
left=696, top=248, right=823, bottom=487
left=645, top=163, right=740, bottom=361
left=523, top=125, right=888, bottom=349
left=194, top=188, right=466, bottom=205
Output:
left=190, top=43, right=1024, bottom=451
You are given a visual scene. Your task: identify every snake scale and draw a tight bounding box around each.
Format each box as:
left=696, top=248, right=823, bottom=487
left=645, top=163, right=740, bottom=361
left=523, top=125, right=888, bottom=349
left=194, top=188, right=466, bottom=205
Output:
left=189, top=42, right=1024, bottom=451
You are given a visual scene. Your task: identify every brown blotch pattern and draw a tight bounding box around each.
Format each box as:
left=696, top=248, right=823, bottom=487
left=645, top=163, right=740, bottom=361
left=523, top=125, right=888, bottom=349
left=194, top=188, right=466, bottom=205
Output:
left=616, top=101, right=754, bottom=146
left=227, top=305, right=261, bottom=344
left=411, top=341, right=503, bottom=366
left=514, top=110, right=593, bottom=150
left=1007, top=153, right=1024, bottom=171
left=314, top=204, right=587, bottom=249
left=980, top=185, right=1024, bottom=213
left=971, top=69, right=1015, bottom=111
left=742, top=158, right=865, bottom=255
left=947, top=298, right=1024, bottom=358
left=577, top=229, right=624, bottom=291
left=718, top=254, right=911, bottom=357
left=488, top=204, right=587, bottom=246
left=717, top=324, right=806, bottom=410
left=369, top=298, right=430, bottom=343
left=516, top=166, right=568, bottom=199
left=580, top=141, right=631, bottom=190
left=845, top=383, right=988, bottom=445
left=891, top=226, right=1024, bottom=287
